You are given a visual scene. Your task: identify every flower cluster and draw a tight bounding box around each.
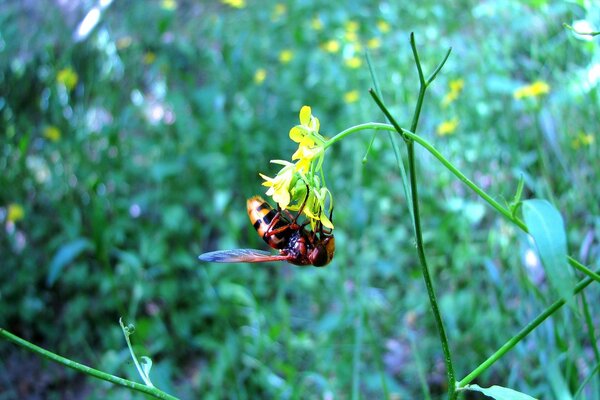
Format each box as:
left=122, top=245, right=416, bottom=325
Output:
left=259, top=106, right=334, bottom=230
left=513, top=80, right=550, bottom=99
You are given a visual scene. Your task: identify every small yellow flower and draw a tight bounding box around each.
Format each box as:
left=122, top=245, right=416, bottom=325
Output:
left=344, top=90, right=359, bottom=103
left=56, top=68, right=78, bottom=91
left=254, top=68, right=267, bottom=84
left=367, top=38, right=381, bottom=49
left=272, top=3, right=286, bottom=20
left=345, top=20, right=359, bottom=33
left=322, top=40, right=340, bottom=53
left=513, top=80, right=550, bottom=99
left=161, top=0, right=177, bottom=10
left=311, top=16, right=323, bottom=31
left=437, top=118, right=459, bottom=136
left=143, top=52, right=156, bottom=64
left=116, top=36, right=133, bottom=49
left=442, top=78, right=465, bottom=107
left=377, top=20, right=391, bottom=33
left=289, top=106, right=326, bottom=172
left=221, top=0, right=245, bottom=8
left=279, top=50, right=294, bottom=64
left=259, top=160, right=296, bottom=210
left=43, top=126, right=61, bottom=142
left=345, top=30, right=358, bottom=43
left=7, top=203, right=25, bottom=223
left=344, top=56, right=362, bottom=69
left=571, top=132, right=595, bottom=149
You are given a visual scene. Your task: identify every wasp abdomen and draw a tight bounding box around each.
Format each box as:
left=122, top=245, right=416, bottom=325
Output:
left=247, top=196, right=290, bottom=249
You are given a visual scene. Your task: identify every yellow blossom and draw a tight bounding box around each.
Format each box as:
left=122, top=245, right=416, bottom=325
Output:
left=513, top=80, right=550, bottom=99
left=377, top=20, right=391, bottom=33
left=272, top=3, right=286, bottom=20
left=437, top=118, right=459, bottom=136
left=116, top=36, right=133, bottom=49
left=345, top=20, right=359, bottom=33
left=43, top=126, right=61, bottom=142
left=289, top=106, right=326, bottom=172
left=345, top=31, right=358, bottom=42
left=56, top=68, right=78, bottom=91
left=254, top=68, right=267, bottom=84
left=161, top=0, right=177, bottom=10
left=279, top=50, right=294, bottom=64
left=344, top=90, right=359, bottom=103
left=322, top=40, right=340, bottom=53
left=7, top=203, right=25, bottom=223
left=221, top=0, right=245, bottom=8
left=367, top=38, right=381, bottom=49
left=143, top=52, right=156, bottom=64
left=345, top=56, right=362, bottom=69
left=311, top=16, right=323, bottom=31
left=259, top=160, right=296, bottom=210
left=571, top=132, right=595, bottom=149
left=442, top=78, right=465, bottom=107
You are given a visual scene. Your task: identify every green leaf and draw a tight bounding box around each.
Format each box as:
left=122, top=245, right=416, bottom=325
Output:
left=47, top=238, right=93, bottom=286
left=464, top=384, right=538, bottom=400
left=140, top=356, right=153, bottom=380
left=522, top=199, right=575, bottom=308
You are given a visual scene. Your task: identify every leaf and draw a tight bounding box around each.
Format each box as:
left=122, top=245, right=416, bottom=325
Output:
left=140, top=356, right=153, bottom=380
left=464, top=384, right=538, bottom=400
left=522, top=199, right=576, bottom=309
left=47, top=238, right=93, bottom=286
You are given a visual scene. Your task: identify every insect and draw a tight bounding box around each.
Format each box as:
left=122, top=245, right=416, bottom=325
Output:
left=198, top=193, right=335, bottom=267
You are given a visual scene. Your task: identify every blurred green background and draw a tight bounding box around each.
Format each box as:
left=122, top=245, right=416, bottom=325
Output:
left=1, top=1, right=599, bottom=399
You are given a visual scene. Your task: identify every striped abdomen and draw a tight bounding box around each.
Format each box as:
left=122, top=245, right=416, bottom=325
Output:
left=247, top=196, right=290, bottom=249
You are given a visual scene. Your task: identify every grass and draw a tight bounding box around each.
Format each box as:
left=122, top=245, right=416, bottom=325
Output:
left=1, top=1, right=599, bottom=399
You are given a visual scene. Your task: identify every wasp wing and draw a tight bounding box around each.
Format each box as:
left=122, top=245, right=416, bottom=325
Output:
left=198, top=249, right=291, bottom=263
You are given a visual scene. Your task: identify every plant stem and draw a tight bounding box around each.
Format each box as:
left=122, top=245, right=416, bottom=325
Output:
left=369, top=33, right=457, bottom=399
left=0, top=328, right=179, bottom=400
left=456, top=274, right=596, bottom=388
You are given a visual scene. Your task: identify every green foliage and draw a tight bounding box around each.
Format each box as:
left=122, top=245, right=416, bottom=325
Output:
left=1, top=1, right=599, bottom=399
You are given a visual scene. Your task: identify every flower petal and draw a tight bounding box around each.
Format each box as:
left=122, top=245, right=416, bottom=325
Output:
left=299, top=106, right=312, bottom=126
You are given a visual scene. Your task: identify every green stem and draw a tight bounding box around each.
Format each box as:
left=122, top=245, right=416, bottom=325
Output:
left=456, top=274, right=596, bottom=388
left=0, top=328, right=179, bottom=400
left=370, top=33, right=457, bottom=399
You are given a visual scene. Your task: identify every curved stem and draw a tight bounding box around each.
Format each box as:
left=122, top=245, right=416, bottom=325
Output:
left=0, top=328, right=179, bottom=400
left=327, top=123, right=600, bottom=286
left=457, top=273, right=596, bottom=388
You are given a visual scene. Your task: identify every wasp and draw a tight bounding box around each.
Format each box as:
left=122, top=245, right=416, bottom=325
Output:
left=198, top=193, right=335, bottom=267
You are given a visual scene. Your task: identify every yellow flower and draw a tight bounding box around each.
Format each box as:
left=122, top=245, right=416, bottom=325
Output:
left=254, top=68, right=267, bottom=84
left=344, top=56, right=362, bottom=69
left=56, top=68, right=78, bottom=91
left=345, top=20, right=359, bottom=33
left=116, top=36, right=133, bottom=49
left=322, top=40, right=340, bottom=53
left=437, top=118, right=459, bottom=136
left=345, top=31, right=358, bottom=43
left=344, top=90, right=359, bottom=103
left=302, top=186, right=334, bottom=230
left=7, top=203, right=25, bottom=223
left=571, top=132, right=595, bottom=149
left=442, top=78, right=465, bottom=107
left=43, top=126, right=61, bottom=142
left=272, top=3, right=286, bottom=20
left=367, top=38, right=381, bottom=49
left=143, top=52, right=156, bottom=64
left=377, top=20, right=391, bottom=33
left=311, top=16, right=323, bottom=31
left=259, top=160, right=296, bottom=210
left=289, top=106, right=326, bottom=172
left=513, top=80, right=550, bottom=99
left=279, top=50, right=294, bottom=64
left=161, top=0, right=177, bottom=10
left=221, top=0, right=245, bottom=8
